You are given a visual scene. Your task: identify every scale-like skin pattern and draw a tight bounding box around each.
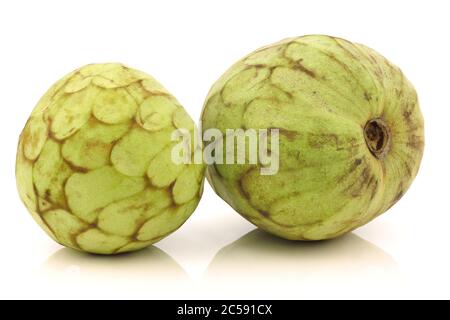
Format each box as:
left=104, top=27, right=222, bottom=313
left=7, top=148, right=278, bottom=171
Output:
left=16, top=63, right=205, bottom=254
left=201, top=35, right=424, bottom=240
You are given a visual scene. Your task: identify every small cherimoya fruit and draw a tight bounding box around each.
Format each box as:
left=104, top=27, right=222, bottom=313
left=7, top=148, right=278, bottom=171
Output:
left=201, top=35, right=424, bottom=240
left=16, top=63, right=205, bottom=254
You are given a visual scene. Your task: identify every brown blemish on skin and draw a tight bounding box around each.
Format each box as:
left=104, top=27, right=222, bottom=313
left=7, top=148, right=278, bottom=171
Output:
left=269, top=127, right=299, bottom=141
left=129, top=199, right=186, bottom=244
left=291, top=61, right=316, bottom=78
left=112, top=241, right=134, bottom=254
left=20, top=122, right=33, bottom=148
left=71, top=225, right=95, bottom=250
left=403, top=162, right=413, bottom=178
left=259, top=210, right=270, bottom=217
left=407, top=135, right=424, bottom=151
left=46, top=127, right=58, bottom=142
left=404, top=110, right=420, bottom=132
left=236, top=169, right=309, bottom=229
left=141, top=91, right=170, bottom=100
left=237, top=176, right=252, bottom=201
left=363, top=175, right=376, bottom=196
left=251, top=64, right=268, bottom=69
left=44, top=189, right=51, bottom=200
left=385, top=184, right=405, bottom=211
left=347, top=137, right=362, bottom=157
left=167, top=181, right=177, bottom=206
left=369, top=179, right=378, bottom=201
left=341, top=165, right=372, bottom=198
left=267, top=82, right=294, bottom=100
left=130, top=206, right=170, bottom=242
left=322, top=51, right=369, bottom=97
left=352, top=167, right=371, bottom=197
left=123, top=85, right=144, bottom=107
left=361, top=167, right=371, bottom=183
left=57, top=176, right=72, bottom=211
left=142, top=174, right=153, bottom=188
left=353, top=158, right=362, bottom=167
left=336, top=158, right=364, bottom=185
left=32, top=185, right=44, bottom=216
left=330, top=37, right=382, bottom=94
left=38, top=198, right=51, bottom=211
left=64, top=158, right=89, bottom=173
left=403, top=109, right=413, bottom=123
left=219, top=86, right=233, bottom=108
left=308, top=133, right=343, bottom=150
left=258, top=209, right=304, bottom=229
left=95, top=75, right=124, bottom=88
left=394, top=190, right=404, bottom=203
left=237, top=171, right=268, bottom=214
left=329, top=36, right=359, bottom=60
left=280, top=44, right=317, bottom=79
left=30, top=182, right=69, bottom=244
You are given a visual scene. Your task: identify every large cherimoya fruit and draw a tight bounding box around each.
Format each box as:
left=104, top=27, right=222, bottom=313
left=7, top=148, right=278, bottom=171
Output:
left=201, top=35, right=424, bottom=240
left=16, top=63, right=205, bottom=254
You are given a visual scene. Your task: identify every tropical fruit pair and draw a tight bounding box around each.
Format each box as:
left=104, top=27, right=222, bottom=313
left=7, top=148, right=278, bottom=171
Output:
left=16, top=35, right=424, bottom=254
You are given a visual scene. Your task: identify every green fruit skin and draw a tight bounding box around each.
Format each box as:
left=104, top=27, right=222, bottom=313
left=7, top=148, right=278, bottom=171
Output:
left=16, top=63, right=205, bottom=254
left=201, top=35, right=424, bottom=240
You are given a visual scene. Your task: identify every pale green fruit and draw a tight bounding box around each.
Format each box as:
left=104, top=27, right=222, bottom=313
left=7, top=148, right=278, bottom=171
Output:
left=16, top=63, right=205, bottom=254
left=201, top=35, right=424, bottom=240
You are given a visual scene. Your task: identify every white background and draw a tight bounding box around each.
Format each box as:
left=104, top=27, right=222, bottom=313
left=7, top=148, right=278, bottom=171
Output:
left=0, top=0, right=449, bottom=299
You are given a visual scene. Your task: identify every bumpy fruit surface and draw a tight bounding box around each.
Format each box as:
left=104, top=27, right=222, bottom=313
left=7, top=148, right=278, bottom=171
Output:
left=201, top=35, right=424, bottom=240
left=16, top=63, right=205, bottom=254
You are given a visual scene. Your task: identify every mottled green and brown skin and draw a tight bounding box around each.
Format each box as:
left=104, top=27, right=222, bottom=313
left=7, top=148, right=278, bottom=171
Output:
left=201, top=35, right=424, bottom=240
left=16, top=63, right=205, bottom=254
